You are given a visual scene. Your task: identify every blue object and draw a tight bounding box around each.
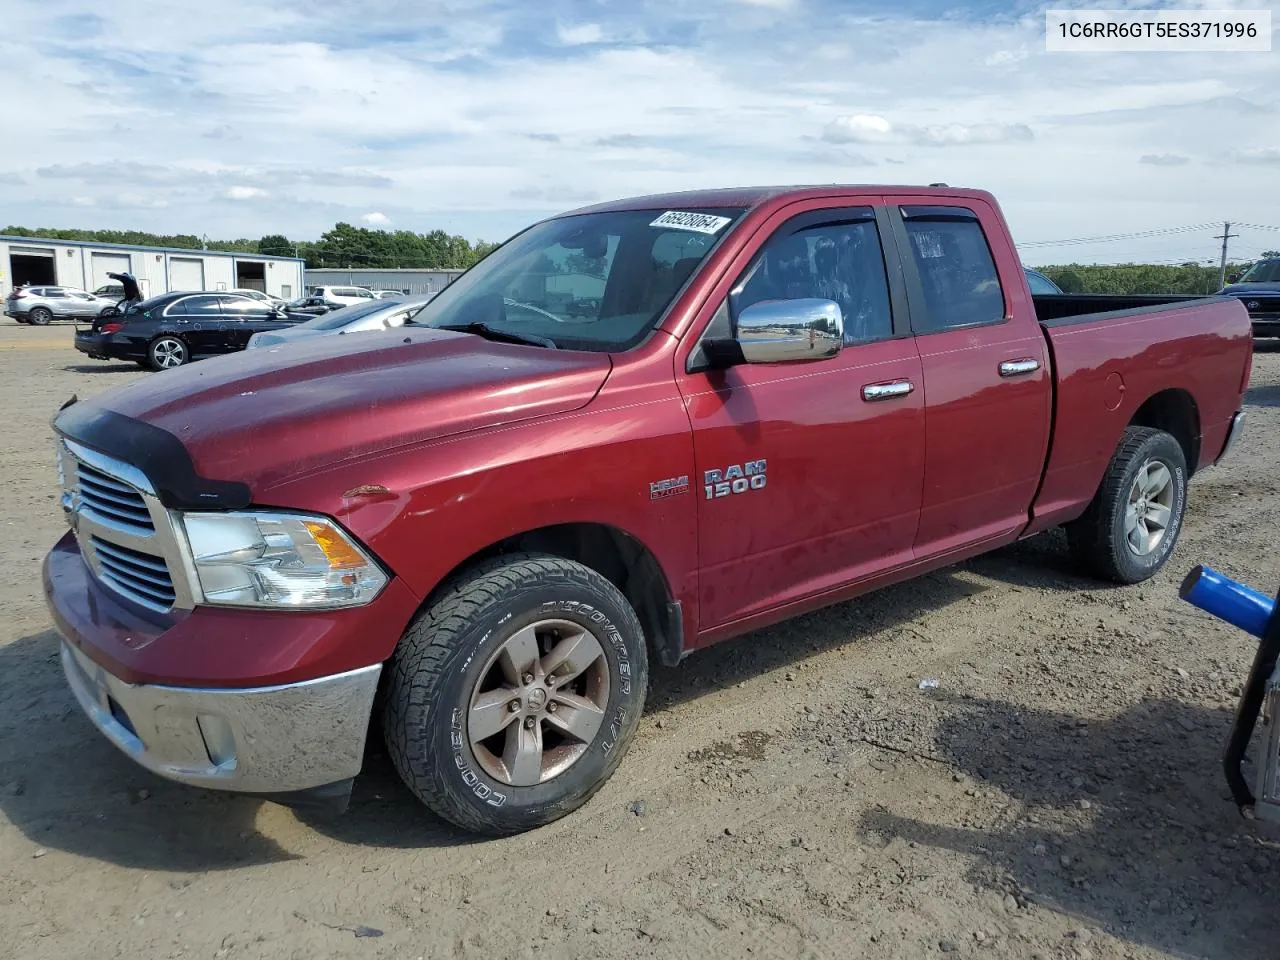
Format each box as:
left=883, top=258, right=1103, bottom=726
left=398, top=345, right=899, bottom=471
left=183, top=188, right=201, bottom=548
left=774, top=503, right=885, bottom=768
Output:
left=1180, top=565, right=1276, bottom=639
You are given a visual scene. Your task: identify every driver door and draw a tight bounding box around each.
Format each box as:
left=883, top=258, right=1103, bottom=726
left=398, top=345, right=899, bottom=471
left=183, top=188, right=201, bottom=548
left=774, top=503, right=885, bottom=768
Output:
left=677, top=201, right=926, bottom=631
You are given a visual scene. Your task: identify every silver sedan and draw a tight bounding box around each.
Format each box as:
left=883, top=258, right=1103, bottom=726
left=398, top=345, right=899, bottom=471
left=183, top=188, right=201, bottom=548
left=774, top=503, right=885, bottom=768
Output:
left=246, top=296, right=431, bottom=350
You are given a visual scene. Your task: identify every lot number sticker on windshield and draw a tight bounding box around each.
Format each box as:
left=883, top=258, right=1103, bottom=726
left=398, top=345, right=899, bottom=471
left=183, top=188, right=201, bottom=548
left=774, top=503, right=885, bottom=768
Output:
left=650, top=211, right=733, bottom=235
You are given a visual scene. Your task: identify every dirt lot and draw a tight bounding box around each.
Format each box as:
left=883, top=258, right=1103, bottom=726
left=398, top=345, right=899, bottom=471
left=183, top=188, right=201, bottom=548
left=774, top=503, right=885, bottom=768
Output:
left=2, top=321, right=1279, bottom=960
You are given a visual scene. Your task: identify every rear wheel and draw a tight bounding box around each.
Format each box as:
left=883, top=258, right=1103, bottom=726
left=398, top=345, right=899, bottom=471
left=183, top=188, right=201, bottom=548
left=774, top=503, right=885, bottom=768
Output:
left=1066, top=426, right=1188, bottom=584
left=28, top=307, right=52, bottom=326
left=148, top=336, right=188, bottom=370
left=384, top=554, right=649, bottom=835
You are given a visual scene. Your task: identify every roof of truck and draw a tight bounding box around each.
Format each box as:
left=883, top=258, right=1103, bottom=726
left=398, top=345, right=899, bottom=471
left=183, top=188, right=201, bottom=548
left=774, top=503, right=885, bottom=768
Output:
left=562, top=184, right=996, bottom=217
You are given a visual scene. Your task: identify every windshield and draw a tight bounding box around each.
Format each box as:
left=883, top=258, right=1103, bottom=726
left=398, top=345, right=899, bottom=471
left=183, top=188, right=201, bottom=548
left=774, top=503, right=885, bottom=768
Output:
left=410, top=207, right=745, bottom=351
left=1240, top=260, right=1280, bottom=283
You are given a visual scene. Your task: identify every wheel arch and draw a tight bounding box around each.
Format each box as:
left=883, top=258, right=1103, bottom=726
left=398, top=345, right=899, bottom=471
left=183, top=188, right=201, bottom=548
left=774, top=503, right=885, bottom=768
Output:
left=1128, top=388, right=1200, bottom=473
left=418, top=522, right=684, bottom=668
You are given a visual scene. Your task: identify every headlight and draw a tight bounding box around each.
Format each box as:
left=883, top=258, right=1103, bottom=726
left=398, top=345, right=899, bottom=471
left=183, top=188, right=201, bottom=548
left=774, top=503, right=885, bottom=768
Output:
left=181, top=512, right=387, bottom=609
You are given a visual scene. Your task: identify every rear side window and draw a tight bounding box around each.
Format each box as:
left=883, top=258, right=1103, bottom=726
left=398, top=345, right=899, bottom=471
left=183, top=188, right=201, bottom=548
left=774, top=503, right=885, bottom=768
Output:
left=171, top=295, right=222, bottom=316
left=731, top=213, right=894, bottom=344
left=901, top=208, right=1005, bottom=332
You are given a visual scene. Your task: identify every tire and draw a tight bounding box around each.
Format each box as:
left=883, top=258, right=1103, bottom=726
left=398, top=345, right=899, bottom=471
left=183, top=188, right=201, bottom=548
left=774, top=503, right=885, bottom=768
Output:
left=1066, top=426, right=1188, bottom=584
left=384, top=553, right=649, bottom=835
left=147, top=336, right=188, bottom=371
left=28, top=307, right=52, bottom=326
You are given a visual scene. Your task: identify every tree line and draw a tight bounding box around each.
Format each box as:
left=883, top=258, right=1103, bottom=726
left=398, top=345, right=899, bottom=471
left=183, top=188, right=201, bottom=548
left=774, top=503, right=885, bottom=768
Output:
left=1, top=223, right=501, bottom=270
left=1036, top=255, right=1279, bottom=295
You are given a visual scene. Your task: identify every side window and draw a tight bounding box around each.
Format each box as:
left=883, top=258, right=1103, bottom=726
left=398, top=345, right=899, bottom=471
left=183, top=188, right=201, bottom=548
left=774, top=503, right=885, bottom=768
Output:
left=730, top=215, right=894, bottom=344
left=220, top=297, right=268, bottom=317
left=45, top=288, right=68, bottom=298
left=175, top=295, right=221, bottom=316
left=901, top=208, right=1005, bottom=332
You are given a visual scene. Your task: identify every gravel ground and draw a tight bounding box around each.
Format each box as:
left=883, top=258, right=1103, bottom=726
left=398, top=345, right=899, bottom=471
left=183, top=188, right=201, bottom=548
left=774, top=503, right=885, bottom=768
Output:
left=2, top=322, right=1278, bottom=960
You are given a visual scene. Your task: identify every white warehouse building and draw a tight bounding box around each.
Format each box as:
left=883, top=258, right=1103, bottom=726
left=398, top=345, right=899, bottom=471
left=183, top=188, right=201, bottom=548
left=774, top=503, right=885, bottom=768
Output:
left=0, top=235, right=305, bottom=301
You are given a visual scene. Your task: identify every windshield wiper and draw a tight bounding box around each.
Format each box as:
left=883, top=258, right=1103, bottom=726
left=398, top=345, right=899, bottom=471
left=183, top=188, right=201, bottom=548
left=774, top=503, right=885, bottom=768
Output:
left=436, top=321, right=557, bottom=349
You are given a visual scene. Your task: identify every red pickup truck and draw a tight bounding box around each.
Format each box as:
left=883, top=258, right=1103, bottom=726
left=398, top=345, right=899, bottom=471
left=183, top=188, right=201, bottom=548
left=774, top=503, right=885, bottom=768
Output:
left=44, top=185, right=1252, bottom=835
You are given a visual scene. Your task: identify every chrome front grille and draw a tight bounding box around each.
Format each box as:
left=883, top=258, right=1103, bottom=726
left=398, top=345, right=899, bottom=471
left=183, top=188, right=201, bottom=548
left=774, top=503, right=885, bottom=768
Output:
left=75, top=461, right=154, bottom=532
left=90, top=536, right=177, bottom=609
left=57, top=438, right=193, bottom=615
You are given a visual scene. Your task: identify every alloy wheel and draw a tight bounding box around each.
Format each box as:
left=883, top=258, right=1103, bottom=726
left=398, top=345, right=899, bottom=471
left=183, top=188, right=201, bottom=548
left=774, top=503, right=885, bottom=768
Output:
left=467, top=618, right=611, bottom=786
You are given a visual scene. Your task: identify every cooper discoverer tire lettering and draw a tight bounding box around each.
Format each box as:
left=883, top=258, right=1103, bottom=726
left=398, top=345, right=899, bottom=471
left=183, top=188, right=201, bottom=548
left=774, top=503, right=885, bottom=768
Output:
left=1066, top=426, right=1188, bottom=584
left=383, top=553, right=649, bottom=835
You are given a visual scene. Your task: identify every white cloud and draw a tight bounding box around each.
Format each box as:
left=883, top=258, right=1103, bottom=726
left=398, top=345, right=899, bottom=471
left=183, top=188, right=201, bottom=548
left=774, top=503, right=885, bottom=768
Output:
left=556, top=22, right=605, bottom=45
left=824, top=115, right=1033, bottom=146
left=734, top=0, right=798, bottom=8
left=1140, top=153, right=1191, bottom=166
left=222, top=185, right=269, bottom=200
left=1230, top=147, right=1280, bottom=166
left=361, top=211, right=391, bottom=225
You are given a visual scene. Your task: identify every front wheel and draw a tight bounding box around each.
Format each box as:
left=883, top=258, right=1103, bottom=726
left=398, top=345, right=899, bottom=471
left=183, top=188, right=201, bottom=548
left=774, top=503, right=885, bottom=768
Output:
left=384, top=554, right=649, bottom=835
left=1066, top=426, right=1188, bottom=584
left=148, top=336, right=188, bottom=370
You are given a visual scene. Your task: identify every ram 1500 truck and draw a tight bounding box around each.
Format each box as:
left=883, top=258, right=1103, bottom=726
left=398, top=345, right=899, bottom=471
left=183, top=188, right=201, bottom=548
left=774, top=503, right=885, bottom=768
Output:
left=43, top=185, right=1253, bottom=835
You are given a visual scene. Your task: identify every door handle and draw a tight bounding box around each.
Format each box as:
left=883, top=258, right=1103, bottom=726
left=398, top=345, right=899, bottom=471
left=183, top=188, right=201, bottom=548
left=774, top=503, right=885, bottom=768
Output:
left=862, top=380, right=915, bottom=402
left=999, top=358, right=1041, bottom=378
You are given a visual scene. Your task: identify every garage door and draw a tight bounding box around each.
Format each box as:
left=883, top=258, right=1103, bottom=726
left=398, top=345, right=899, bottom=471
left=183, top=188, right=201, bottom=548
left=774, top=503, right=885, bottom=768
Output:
left=90, top=253, right=131, bottom=290
left=169, top=257, right=206, bottom=291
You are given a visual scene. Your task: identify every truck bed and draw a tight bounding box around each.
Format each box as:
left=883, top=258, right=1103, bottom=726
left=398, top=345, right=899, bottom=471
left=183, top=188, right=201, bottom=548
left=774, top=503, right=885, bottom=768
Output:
left=1031, top=292, right=1207, bottom=325
left=1027, top=295, right=1253, bottom=535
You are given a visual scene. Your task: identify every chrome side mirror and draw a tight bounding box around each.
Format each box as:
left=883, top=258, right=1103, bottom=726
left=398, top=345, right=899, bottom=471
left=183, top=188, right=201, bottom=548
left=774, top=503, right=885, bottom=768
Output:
left=736, top=298, right=844, bottom=364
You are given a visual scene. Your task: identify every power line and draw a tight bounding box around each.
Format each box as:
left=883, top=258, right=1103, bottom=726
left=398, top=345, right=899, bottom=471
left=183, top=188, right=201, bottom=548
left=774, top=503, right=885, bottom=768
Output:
left=1236, top=222, right=1280, bottom=233
left=1015, top=223, right=1218, bottom=248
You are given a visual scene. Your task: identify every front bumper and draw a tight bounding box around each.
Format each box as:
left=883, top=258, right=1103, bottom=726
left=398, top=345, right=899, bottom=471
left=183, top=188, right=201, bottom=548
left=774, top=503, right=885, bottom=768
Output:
left=1251, top=316, right=1280, bottom=338
left=44, top=530, right=422, bottom=796
left=61, top=639, right=379, bottom=793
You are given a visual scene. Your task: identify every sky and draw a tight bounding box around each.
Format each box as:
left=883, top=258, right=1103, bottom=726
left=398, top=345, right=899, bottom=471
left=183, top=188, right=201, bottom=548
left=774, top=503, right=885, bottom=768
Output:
left=0, top=0, right=1278, bottom=265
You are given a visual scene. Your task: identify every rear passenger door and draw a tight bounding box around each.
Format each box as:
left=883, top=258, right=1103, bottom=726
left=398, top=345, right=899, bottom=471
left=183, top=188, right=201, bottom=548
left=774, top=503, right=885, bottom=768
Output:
left=680, top=201, right=926, bottom=629
left=882, top=197, right=1052, bottom=557
left=166, top=295, right=225, bottom=356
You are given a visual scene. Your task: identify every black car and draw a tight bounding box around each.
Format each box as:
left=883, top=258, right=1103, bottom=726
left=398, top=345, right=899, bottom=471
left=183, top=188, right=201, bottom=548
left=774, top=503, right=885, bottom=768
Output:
left=284, top=294, right=346, bottom=317
left=75, top=290, right=309, bottom=370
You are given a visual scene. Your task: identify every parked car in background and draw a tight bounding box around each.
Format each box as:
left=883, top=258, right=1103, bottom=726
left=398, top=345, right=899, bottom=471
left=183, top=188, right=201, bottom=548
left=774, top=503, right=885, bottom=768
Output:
left=285, top=294, right=346, bottom=316
left=247, top=296, right=430, bottom=350
left=230, top=288, right=289, bottom=308
left=44, top=183, right=1251, bottom=836
left=1221, top=258, right=1280, bottom=338
left=1023, top=267, right=1064, bottom=295
left=306, top=285, right=377, bottom=306
left=5, top=285, right=117, bottom=324
left=73, top=291, right=309, bottom=369
left=372, top=289, right=409, bottom=299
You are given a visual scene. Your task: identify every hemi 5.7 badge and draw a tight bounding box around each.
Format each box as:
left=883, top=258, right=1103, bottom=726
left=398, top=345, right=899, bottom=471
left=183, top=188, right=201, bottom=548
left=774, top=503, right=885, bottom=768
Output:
left=650, top=476, right=690, bottom=500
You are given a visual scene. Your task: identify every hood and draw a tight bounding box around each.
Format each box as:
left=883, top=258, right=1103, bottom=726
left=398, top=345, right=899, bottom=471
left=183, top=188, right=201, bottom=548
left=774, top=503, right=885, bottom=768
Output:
left=1220, top=283, right=1280, bottom=296
left=107, top=272, right=141, bottom=301
left=78, top=328, right=612, bottom=496
left=247, top=326, right=330, bottom=349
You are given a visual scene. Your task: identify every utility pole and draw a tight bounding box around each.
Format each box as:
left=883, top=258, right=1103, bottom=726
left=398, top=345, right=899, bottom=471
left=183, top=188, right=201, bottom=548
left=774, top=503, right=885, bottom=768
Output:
left=1216, top=222, right=1238, bottom=290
